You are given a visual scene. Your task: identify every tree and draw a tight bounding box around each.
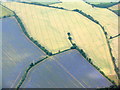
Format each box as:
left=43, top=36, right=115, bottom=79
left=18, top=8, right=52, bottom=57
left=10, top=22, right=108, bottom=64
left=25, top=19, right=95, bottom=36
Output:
left=68, top=36, right=72, bottom=41
left=92, top=5, right=94, bottom=8
left=104, top=32, right=108, bottom=35
left=67, top=32, right=71, bottom=36
left=110, top=36, right=113, bottom=39
left=48, top=52, right=52, bottom=56
left=58, top=50, right=61, bottom=53
left=30, top=63, right=34, bottom=67
left=73, top=9, right=79, bottom=12
left=88, top=58, right=91, bottom=63
left=71, top=44, right=77, bottom=49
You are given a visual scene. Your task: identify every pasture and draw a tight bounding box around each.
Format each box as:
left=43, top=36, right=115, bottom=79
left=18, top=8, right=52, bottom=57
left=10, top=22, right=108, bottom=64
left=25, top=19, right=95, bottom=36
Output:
left=3, top=2, right=117, bottom=80
left=0, top=4, right=13, bottom=18
left=2, top=17, right=46, bottom=88
left=21, top=50, right=113, bottom=88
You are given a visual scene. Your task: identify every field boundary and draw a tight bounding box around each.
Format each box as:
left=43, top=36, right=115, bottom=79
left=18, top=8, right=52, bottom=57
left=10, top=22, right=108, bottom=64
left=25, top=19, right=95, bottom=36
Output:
left=71, top=4, right=120, bottom=83
left=108, top=8, right=120, bottom=16
left=16, top=0, right=62, bottom=5
left=83, top=0, right=120, bottom=8
left=0, top=4, right=14, bottom=19
left=16, top=56, right=48, bottom=89
left=16, top=48, right=72, bottom=89
left=67, top=32, right=117, bottom=87
left=83, top=0, right=120, bottom=16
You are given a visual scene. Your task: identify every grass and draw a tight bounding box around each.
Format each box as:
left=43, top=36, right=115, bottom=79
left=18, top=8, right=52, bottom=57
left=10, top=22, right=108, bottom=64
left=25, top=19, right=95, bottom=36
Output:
left=0, top=4, right=13, bottom=18
left=4, top=2, right=117, bottom=80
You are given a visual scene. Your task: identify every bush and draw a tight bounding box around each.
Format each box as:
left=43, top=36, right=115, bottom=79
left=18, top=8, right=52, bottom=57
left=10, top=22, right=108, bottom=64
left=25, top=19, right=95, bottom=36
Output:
left=71, top=46, right=76, bottom=49
left=88, top=58, right=92, bottom=63
left=30, top=63, right=34, bottom=67
left=104, top=32, right=108, bottom=35
left=48, top=52, right=52, bottom=56
left=68, top=36, right=72, bottom=40
left=67, top=32, right=71, bottom=36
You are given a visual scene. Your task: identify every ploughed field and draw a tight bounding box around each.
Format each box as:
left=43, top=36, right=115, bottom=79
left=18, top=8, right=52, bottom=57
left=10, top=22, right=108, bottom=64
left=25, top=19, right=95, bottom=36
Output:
left=4, top=2, right=117, bottom=80
left=21, top=50, right=113, bottom=88
left=2, top=17, right=46, bottom=88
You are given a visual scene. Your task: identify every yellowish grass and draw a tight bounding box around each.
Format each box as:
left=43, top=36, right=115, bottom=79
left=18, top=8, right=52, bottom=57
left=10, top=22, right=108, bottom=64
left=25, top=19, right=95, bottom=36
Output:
left=109, top=4, right=120, bottom=10
left=0, top=5, right=13, bottom=18
left=4, top=2, right=116, bottom=79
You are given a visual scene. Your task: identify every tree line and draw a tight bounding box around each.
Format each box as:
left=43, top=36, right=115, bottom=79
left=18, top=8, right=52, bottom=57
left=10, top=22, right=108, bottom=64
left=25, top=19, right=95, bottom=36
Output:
left=13, top=12, right=53, bottom=56
left=67, top=32, right=116, bottom=86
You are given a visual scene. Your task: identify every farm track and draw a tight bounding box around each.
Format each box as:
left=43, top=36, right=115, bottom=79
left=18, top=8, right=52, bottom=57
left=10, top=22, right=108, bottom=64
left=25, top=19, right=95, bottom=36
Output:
left=1, top=2, right=119, bottom=88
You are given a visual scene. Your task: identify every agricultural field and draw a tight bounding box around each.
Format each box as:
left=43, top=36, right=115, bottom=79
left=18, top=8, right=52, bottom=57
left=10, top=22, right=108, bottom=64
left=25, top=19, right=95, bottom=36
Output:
left=84, top=1, right=119, bottom=8
left=3, top=2, right=117, bottom=79
left=2, top=17, right=46, bottom=88
left=21, top=50, right=113, bottom=88
left=109, top=4, right=120, bottom=10
left=53, top=0, right=119, bottom=36
left=0, top=4, right=13, bottom=18
left=109, top=4, right=120, bottom=16
left=51, top=0, right=119, bottom=80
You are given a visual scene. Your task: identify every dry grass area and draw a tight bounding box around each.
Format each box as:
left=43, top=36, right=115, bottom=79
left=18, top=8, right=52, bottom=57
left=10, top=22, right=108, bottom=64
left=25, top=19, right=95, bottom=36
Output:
left=0, top=4, right=13, bottom=18
left=4, top=2, right=117, bottom=82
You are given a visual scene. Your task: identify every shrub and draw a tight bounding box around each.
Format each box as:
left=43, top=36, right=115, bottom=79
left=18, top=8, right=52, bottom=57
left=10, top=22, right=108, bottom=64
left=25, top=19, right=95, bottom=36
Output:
left=68, top=36, right=72, bottom=40
left=67, top=32, right=71, bottom=36
left=48, top=52, right=52, bottom=56
left=30, top=63, right=34, bottom=67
